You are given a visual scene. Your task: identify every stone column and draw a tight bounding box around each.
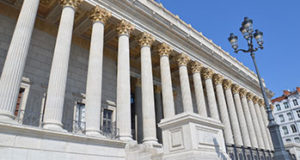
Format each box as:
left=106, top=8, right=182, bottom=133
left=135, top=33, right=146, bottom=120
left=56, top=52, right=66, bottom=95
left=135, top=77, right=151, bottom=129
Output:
left=239, top=88, right=258, bottom=148
left=177, top=54, right=193, bottom=113
left=116, top=20, right=134, bottom=140
left=232, top=84, right=251, bottom=147
left=0, top=0, right=40, bottom=122
left=134, top=79, right=143, bottom=143
left=157, top=43, right=175, bottom=118
left=43, top=0, right=82, bottom=131
left=138, top=32, right=158, bottom=144
left=202, top=68, right=219, bottom=120
left=154, top=86, right=163, bottom=144
left=85, top=6, right=111, bottom=137
left=247, top=93, right=265, bottom=149
left=213, top=74, right=234, bottom=145
left=223, top=80, right=243, bottom=146
left=254, top=97, right=271, bottom=150
left=259, top=99, right=274, bottom=150
left=190, top=61, right=207, bottom=117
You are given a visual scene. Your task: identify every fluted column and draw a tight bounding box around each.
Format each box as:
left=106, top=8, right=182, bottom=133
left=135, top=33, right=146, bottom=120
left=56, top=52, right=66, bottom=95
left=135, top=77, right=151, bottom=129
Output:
left=116, top=20, right=134, bottom=140
left=213, top=74, right=234, bottom=145
left=157, top=43, right=175, bottom=118
left=84, top=6, right=111, bottom=136
left=190, top=61, right=207, bottom=117
left=223, top=80, right=243, bottom=146
left=259, top=99, right=274, bottom=150
left=232, top=84, right=251, bottom=147
left=0, top=0, right=40, bottom=122
left=239, top=88, right=258, bottom=148
left=177, top=54, right=193, bottom=113
left=139, top=33, right=158, bottom=144
left=43, top=0, right=82, bottom=131
left=255, top=97, right=271, bottom=150
left=202, top=68, right=219, bottom=120
left=247, top=93, right=265, bottom=149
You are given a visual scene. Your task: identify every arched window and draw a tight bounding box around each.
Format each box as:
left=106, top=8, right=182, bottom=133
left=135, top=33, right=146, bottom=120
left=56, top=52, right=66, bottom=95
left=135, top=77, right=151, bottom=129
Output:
left=282, top=126, right=289, bottom=135
left=291, top=124, right=297, bottom=133
left=286, top=138, right=291, bottom=143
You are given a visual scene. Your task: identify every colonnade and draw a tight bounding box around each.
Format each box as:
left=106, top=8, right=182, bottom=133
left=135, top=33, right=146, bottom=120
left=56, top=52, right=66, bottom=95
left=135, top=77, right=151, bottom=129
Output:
left=0, top=0, right=274, bottom=151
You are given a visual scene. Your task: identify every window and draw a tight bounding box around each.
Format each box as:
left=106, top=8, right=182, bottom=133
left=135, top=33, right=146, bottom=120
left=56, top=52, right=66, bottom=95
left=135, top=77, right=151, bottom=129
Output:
left=276, top=104, right=281, bottom=111
left=297, top=110, right=300, bottom=118
left=291, top=124, right=297, bottom=133
left=295, top=137, right=300, bottom=143
left=282, top=126, right=289, bottom=135
left=74, top=103, right=86, bottom=132
left=15, top=88, right=25, bottom=117
left=287, top=112, right=293, bottom=120
left=279, top=114, right=285, bottom=122
left=293, top=99, right=299, bottom=106
left=284, top=102, right=289, bottom=109
left=286, top=138, right=291, bottom=142
left=102, top=109, right=113, bottom=134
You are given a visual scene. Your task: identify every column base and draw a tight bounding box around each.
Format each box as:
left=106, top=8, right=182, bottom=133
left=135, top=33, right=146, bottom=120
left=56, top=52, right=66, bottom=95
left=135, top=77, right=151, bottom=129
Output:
left=0, top=113, right=17, bottom=124
left=143, top=138, right=161, bottom=148
left=43, top=122, right=66, bottom=132
left=119, top=135, right=134, bottom=142
left=85, top=130, right=105, bottom=138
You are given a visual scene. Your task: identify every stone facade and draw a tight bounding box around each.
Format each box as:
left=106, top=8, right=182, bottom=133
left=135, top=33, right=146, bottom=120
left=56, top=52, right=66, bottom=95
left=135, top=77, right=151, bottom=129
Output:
left=0, top=0, right=275, bottom=159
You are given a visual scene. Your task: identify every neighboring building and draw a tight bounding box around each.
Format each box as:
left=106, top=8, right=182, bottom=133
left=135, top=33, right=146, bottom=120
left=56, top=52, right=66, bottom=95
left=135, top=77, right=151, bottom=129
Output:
left=272, top=87, right=300, bottom=159
left=0, top=0, right=275, bottom=160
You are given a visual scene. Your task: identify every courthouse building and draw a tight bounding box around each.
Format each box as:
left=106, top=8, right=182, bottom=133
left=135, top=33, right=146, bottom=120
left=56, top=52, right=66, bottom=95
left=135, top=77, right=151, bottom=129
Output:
left=0, top=0, right=275, bottom=159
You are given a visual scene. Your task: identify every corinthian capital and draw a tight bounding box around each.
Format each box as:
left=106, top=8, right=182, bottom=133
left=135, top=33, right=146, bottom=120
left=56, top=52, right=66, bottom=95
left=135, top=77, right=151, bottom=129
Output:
left=231, top=84, right=240, bottom=94
left=213, top=74, right=224, bottom=85
left=252, top=96, right=259, bottom=104
left=116, top=20, right=135, bottom=36
left=60, top=0, right=83, bottom=9
left=223, top=79, right=232, bottom=90
left=190, top=61, right=202, bottom=73
left=201, top=68, right=214, bottom=80
left=89, top=6, right=111, bottom=24
left=157, top=43, right=172, bottom=57
left=176, top=54, right=190, bottom=66
left=258, top=99, right=265, bottom=106
left=138, top=32, right=155, bottom=47
left=239, top=88, right=246, bottom=97
left=246, top=92, right=253, bottom=101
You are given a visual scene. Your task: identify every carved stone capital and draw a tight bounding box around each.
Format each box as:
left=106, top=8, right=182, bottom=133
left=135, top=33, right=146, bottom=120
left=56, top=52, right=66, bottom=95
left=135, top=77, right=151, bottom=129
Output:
left=231, top=84, right=240, bottom=94
left=239, top=88, right=246, bottom=97
left=176, top=54, right=190, bottom=66
left=252, top=96, right=259, bottom=104
left=201, top=68, right=214, bottom=80
left=258, top=99, right=264, bottom=106
left=138, top=32, right=155, bottom=47
left=157, top=43, right=172, bottom=57
left=246, top=92, right=253, bottom=101
left=60, top=0, right=82, bottom=9
left=116, top=20, right=135, bottom=36
left=154, top=85, right=162, bottom=93
left=89, top=6, right=111, bottom=24
left=213, top=74, right=224, bottom=85
left=223, top=79, right=232, bottom=90
left=190, top=61, right=202, bottom=73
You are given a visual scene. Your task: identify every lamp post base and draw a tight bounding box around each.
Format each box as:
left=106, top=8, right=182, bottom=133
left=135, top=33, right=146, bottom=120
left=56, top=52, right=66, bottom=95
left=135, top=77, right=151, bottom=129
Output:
left=268, top=122, right=291, bottom=160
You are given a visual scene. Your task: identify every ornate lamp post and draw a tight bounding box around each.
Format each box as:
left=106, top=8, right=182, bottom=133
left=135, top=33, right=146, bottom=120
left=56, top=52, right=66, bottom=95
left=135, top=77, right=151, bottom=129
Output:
left=228, top=17, right=291, bottom=160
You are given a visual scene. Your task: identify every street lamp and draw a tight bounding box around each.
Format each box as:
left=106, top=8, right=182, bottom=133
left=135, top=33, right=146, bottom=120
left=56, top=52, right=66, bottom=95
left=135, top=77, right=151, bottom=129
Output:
left=228, top=17, right=291, bottom=160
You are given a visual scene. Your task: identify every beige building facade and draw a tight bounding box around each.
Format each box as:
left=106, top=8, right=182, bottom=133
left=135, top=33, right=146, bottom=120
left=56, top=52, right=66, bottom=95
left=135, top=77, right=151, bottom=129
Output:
left=0, top=0, right=275, bottom=159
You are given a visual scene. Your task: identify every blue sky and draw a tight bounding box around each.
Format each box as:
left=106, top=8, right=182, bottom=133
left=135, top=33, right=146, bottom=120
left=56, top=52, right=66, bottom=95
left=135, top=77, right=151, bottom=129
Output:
left=157, top=0, right=300, bottom=98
